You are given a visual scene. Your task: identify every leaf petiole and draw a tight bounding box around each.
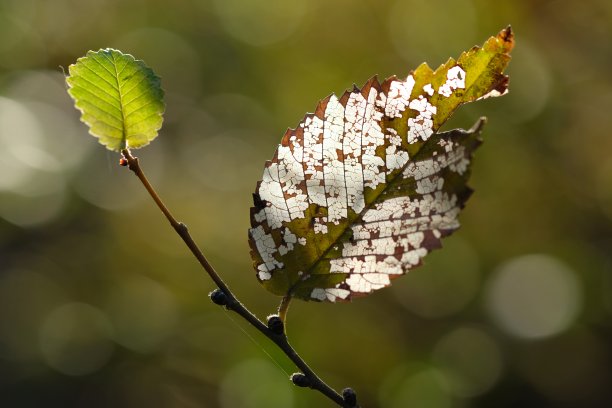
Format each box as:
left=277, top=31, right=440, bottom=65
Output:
left=278, top=294, right=293, bottom=323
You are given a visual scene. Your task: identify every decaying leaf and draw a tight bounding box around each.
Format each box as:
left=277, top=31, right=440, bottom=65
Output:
left=66, top=49, right=165, bottom=151
left=249, top=27, right=514, bottom=302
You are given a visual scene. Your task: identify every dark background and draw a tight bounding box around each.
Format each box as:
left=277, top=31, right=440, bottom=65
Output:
left=1, top=0, right=611, bottom=407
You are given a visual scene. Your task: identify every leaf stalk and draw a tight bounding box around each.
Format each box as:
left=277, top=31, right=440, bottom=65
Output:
left=278, top=295, right=293, bottom=323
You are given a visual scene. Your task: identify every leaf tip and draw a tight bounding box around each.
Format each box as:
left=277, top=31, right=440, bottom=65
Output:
left=498, top=25, right=515, bottom=52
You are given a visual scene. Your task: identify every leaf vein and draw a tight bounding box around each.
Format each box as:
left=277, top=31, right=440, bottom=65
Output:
left=72, top=87, right=123, bottom=121
left=126, top=111, right=161, bottom=130
left=90, top=52, right=118, bottom=79
left=123, top=99, right=159, bottom=122
left=71, top=75, right=121, bottom=106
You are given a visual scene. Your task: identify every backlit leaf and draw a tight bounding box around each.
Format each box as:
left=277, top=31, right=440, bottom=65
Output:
left=249, top=27, right=514, bottom=302
left=66, top=49, right=164, bottom=151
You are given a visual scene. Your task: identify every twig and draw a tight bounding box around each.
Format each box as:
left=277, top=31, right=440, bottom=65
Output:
left=120, top=149, right=358, bottom=408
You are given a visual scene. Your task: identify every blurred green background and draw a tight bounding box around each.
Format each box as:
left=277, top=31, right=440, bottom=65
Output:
left=1, top=0, right=611, bottom=407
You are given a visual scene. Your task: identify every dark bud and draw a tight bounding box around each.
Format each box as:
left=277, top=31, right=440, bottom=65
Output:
left=290, top=372, right=311, bottom=388
left=209, top=289, right=228, bottom=306
left=342, top=388, right=357, bottom=407
left=267, top=315, right=284, bottom=335
left=119, top=157, right=128, bottom=167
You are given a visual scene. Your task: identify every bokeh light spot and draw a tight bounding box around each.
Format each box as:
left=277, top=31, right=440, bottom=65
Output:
left=0, top=269, right=67, bottom=362
left=485, top=254, right=582, bottom=339
left=503, top=41, right=552, bottom=123
left=379, top=364, right=452, bottom=408
left=39, top=302, right=114, bottom=376
left=212, top=0, right=309, bottom=47
left=0, top=97, right=45, bottom=191
left=433, top=326, right=504, bottom=398
left=105, top=275, right=179, bottom=353
left=0, top=71, right=96, bottom=227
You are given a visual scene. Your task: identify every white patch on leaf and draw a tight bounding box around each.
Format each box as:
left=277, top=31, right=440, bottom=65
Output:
left=277, top=145, right=308, bottom=219
left=250, top=226, right=283, bottom=280
left=345, top=272, right=390, bottom=293
left=323, top=95, right=348, bottom=224
left=311, top=287, right=351, bottom=302
left=423, top=83, right=434, bottom=96
left=401, top=248, right=428, bottom=266
left=385, top=75, right=415, bottom=118
left=278, top=227, right=298, bottom=256
left=259, top=163, right=291, bottom=229
left=477, top=88, right=507, bottom=100
left=404, top=144, right=471, bottom=180
left=386, top=128, right=409, bottom=171
left=313, top=217, right=328, bottom=234
left=448, top=147, right=470, bottom=174
left=438, top=66, right=466, bottom=97
left=416, top=175, right=444, bottom=194
left=257, top=262, right=272, bottom=281
left=408, top=96, right=437, bottom=143
left=362, top=87, right=386, bottom=189
left=253, top=209, right=266, bottom=223
left=303, top=115, right=327, bottom=208
left=344, top=91, right=367, bottom=213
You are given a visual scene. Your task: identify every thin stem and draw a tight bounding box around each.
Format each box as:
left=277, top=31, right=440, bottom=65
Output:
left=120, top=149, right=230, bottom=295
left=120, top=149, right=355, bottom=408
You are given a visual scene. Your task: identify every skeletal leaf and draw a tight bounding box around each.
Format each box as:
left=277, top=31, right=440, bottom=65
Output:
left=249, top=27, right=514, bottom=302
left=66, top=49, right=164, bottom=151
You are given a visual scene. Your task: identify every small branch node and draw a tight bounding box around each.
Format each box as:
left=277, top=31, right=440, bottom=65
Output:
left=342, top=388, right=358, bottom=407
left=290, top=372, right=311, bottom=388
left=209, top=288, right=228, bottom=307
left=267, top=314, right=284, bottom=335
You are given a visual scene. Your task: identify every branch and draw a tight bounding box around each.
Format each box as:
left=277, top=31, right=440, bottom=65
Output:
left=120, top=149, right=358, bottom=408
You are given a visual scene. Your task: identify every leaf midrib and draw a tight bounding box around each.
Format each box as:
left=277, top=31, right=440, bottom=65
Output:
left=109, top=51, right=128, bottom=149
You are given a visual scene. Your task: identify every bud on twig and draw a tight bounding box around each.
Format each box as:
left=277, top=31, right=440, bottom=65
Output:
left=267, top=314, right=284, bottom=335
left=342, top=387, right=357, bottom=407
left=291, top=372, right=311, bottom=388
left=210, top=288, right=228, bottom=306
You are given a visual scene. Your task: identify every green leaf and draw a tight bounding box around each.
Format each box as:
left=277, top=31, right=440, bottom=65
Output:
left=249, top=27, right=514, bottom=302
left=66, top=49, right=165, bottom=151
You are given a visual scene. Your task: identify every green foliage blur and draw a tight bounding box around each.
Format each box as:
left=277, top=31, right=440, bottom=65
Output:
left=1, top=0, right=611, bottom=407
